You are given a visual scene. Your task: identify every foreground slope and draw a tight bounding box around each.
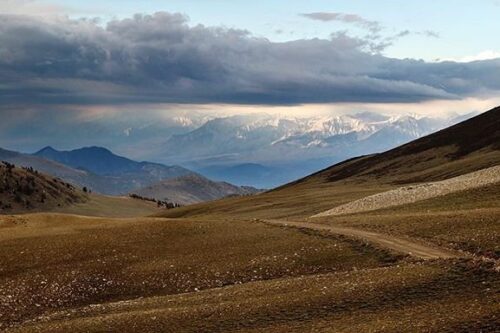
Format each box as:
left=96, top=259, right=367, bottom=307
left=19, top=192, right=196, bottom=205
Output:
left=8, top=262, right=497, bottom=333
left=0, top=214, right=403, bottom=330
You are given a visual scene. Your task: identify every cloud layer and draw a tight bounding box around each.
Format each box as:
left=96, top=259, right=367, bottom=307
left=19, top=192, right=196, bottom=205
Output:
left=300, top=12, right=382, bottom=33
left=1, top=12, right=500, bottom=108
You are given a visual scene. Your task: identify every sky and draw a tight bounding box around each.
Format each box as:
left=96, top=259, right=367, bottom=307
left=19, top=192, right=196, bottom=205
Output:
left=3, top=0, right=500, bottom=61
left=1, top=0, right=500, bottom=156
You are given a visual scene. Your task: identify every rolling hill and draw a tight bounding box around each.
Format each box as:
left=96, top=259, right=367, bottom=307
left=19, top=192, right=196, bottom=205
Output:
left=2, top=146, right=262, bottom=205
left=132, top=173, right=261, bottom=205
left=0, top=161, right=86, bottom=214
left=0, top=147, right=117, bottom=193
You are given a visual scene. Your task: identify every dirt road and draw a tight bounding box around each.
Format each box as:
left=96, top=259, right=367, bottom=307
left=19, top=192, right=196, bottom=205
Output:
left=263, top=219, right=463, bottom=260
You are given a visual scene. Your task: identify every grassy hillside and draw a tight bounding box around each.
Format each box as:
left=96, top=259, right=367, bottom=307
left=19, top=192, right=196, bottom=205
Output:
left=133, top=174, right=261, bottom=205
left=53, top=194, right=159, bottom=218
left=0, top=213, right=497, bottom=332
left=313, top=182, right=500, bottom=258
left=9, top=262, right=497, bottom=333
left=0, top=162, right=86, bottom=214
left=160, top=106, right=500, bottom=220
left=301, top=105, right=500, bottom=185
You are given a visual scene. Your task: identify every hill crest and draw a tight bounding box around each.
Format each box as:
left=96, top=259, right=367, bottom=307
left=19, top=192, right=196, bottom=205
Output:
left=132, top=173, right=261, bottom=205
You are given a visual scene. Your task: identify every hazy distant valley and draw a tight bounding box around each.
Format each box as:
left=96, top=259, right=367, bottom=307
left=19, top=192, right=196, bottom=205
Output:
left=152, top=111, right=478, bottom=187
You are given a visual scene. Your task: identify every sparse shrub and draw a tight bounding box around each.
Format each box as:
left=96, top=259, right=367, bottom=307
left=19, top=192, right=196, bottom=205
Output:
left=14, top=193, right=22, bottom=203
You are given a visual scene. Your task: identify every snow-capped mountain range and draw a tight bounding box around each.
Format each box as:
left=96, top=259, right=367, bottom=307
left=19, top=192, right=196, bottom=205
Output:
left=152, top=111, right=478, bottom=188
left=161, top=111, right=476, bottom=164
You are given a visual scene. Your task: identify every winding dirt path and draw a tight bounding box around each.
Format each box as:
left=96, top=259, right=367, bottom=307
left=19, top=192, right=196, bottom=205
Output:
left=263, top=219, right=463, bottom=260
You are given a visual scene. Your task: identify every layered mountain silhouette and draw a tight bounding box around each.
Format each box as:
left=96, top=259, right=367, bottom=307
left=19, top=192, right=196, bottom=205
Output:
left=34, top=146, right=190, bottom=177
left=165, top=112, right=478, bottom=187
left=0, top=146, right=259, bottom=203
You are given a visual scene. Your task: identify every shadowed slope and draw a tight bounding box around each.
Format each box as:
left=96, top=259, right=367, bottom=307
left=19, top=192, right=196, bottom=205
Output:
left=297, top=105, right=500, bottom=185
left=0, top=162, right=86, bottom=214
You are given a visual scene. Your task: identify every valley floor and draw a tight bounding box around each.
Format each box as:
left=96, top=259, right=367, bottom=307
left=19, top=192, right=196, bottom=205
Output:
left=4, top=102, right=499, bottom=332
left=1, top=199, right=499, bottom=332
left=1, top=171, right=499, bottom=332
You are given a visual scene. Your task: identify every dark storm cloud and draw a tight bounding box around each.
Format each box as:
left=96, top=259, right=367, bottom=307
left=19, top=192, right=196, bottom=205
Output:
left=0, top=12, right=500, bottom=107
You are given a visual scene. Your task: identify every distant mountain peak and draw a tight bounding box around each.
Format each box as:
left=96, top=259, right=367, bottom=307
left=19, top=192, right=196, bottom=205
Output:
left=31, top=144, right=196, bottom=194
left=35, top=146, right=59, bottom=154
left=73, top=146, right=115, bottom=154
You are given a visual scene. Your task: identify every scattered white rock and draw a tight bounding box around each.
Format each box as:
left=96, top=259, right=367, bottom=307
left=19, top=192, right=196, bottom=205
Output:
left=313, top=165, right=500, bottom=217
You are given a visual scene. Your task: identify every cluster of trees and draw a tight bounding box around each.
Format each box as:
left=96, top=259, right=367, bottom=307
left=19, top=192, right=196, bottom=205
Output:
left=129, top=193, right=182, bottom=209
left=22, top=166, right=39, bottom=175
left=0, top=161, right=63, bottom=210
left=0, top=162, right=38, bottom=209
left=2, top=161, right=15, bottom=172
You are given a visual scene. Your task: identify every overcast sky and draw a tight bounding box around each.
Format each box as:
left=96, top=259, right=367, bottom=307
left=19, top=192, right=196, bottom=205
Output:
left=1, top=0, right=499, bottom=155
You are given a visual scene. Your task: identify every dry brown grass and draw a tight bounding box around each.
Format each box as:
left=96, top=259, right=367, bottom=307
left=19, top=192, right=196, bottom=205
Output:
left=7, top=261, right=499, bottom=333
left=0, top=213, right=400, bottom=330
left=53, top=194, right=159, bottom=218
left=313, top=184, right=500, bottom=258
left=160, top=182, right=395, bottom=220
